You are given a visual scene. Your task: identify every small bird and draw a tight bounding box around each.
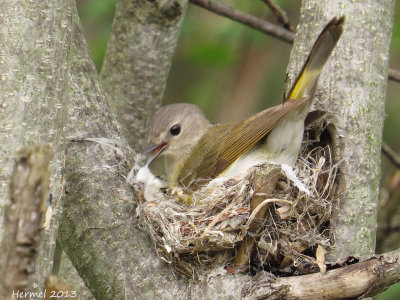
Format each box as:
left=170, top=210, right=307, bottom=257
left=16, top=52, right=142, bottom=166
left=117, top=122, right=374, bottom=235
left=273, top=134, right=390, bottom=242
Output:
left=144, top=17, right=344, bottom=189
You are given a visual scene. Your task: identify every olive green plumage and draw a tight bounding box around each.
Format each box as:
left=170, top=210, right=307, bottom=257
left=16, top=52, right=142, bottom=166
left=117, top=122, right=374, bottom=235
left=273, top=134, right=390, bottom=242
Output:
left=145, top=16, right=345, bottom=189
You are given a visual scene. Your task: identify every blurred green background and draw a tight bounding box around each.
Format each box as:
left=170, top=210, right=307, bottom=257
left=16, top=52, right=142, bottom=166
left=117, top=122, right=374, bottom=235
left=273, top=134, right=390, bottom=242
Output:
left=76, top=1, right=400, bottom=298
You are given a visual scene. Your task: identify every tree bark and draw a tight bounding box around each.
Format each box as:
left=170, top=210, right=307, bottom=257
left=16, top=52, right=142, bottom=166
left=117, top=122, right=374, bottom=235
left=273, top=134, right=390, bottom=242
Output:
left=284, top=0, right=394, bottom=261
left=57, top=1, right=192, bottom=299
left=58, top=1, right=399, bottom=297
left=243, top=249, right=400, bottom=299
left=100, top=0, right=188, bottom=152
left=1, top=0, right=398, bottom=299
left=0, top=0, right=72, bottom=289
left=0, top=144, right=52, bottom=299
left=57, top=1, right=255, bottom=299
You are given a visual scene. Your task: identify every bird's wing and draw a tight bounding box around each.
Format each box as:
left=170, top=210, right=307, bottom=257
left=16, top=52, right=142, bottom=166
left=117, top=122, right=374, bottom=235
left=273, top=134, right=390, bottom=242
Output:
left=177, top=96, right=310, bottom=188
left=177, top=16, right=345, bottom=189
left=176, top=123, right=234, bottom=188
left=214, top=96, right=311, bottom=175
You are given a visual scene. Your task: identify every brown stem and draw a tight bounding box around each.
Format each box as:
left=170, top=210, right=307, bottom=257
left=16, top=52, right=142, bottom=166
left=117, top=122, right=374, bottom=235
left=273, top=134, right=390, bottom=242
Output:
left=389, top=68, right=400, bottom=82
left=243, top=249, right=400, bottom=299
left=189, top=0, right=295, bottom=43
left=382, top=142, right=400, bottom=169
left=189, top=0, right=400, bottom=83
left=261, top=0, right=295, bottom=32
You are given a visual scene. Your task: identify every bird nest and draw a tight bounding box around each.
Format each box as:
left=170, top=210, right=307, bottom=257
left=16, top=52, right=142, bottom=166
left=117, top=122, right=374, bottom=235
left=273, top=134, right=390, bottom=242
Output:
left=130, top=142, right=339, bottom=280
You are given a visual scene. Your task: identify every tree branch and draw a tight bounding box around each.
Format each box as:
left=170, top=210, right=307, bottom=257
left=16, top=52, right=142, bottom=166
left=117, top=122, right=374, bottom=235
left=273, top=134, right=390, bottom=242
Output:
left=189, top=0, right=400, bottom=83
left=244, top=250, right=400, bottom=299
left=189, top=0, right=295, bottom=43
left=289, top=1, right=393, bottom=262
left=261, top=0, right=295, bottom=32
left=58, top=1, right=191, bottom=298
left=100, top=0, right=188, bottom=152
left=388, top=68, right=400, bottom=82
left=382, top=142, right=400, bottom=169
left=0, top=0, right=73, bottom=291
left=0, top=144, right=52, bottom=300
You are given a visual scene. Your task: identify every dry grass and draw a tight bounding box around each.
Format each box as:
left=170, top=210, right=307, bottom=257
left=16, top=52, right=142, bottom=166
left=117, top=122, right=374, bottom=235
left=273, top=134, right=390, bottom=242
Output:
left=131, top=143, right=339, bottom=280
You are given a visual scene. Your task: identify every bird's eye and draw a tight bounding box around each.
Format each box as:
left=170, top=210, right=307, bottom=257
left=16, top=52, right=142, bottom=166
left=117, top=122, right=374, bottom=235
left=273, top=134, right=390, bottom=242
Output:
left=170, top=124, right=181, bottom=136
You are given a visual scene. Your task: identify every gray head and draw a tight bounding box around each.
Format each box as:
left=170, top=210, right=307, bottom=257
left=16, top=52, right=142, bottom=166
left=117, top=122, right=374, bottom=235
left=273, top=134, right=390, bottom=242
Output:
left=144, top=103, right=211, bottom=166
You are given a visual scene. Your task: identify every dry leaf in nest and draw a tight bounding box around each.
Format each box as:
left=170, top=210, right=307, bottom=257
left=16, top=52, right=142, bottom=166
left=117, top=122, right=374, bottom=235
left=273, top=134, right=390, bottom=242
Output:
left=130, top=144, right=339, bottom=280
left=316, top=244, right=327, bottom=273
left=254, top=146, right=338, bottom=275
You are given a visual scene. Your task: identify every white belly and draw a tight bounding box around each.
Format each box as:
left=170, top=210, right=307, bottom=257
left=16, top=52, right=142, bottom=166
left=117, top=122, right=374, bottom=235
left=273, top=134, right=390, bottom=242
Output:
left=220, top=147, right=271, bottom=178
left=219, top=111, right=305, bottom=178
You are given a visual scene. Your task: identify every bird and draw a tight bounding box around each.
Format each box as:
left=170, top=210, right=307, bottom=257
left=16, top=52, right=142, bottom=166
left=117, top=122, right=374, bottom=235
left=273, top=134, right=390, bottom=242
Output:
left=144, top=16, right=344, bottom=189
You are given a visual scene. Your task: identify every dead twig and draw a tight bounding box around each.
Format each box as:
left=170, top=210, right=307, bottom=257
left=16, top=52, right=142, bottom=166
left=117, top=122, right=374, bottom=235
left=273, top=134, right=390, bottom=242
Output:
left=189, top=0, right=400, bottom=83
left=382, top=142, right=400, bottom=169
left=261, top=0, right=294, bottom=32
left=389, top=68, right=400, bottom=82
left=189, top=0, right=295, bottom=43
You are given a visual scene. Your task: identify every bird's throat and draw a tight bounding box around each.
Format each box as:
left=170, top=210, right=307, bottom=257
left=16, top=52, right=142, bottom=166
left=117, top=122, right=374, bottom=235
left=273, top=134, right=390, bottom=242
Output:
left=163, top=147, right=193, bottom=185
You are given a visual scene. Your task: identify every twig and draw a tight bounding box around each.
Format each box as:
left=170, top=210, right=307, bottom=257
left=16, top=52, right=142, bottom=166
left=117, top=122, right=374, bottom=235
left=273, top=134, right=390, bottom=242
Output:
left=189, top=0, right=295, bottom=43
left=389, top=68, right=400, bottom=82
left=245, top=198, right=293, bottom=229
left=189, top=0, right=400, bottom=83
left=382, top=142, right=400, bottom=169
left=245, top=248, right=400, bottom=299
left=261, top=0, right=294, bottom=32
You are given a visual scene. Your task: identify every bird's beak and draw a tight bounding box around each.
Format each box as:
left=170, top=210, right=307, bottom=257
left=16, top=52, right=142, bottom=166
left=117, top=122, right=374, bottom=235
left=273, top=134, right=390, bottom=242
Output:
left=143, top=142, right=167, bottom=166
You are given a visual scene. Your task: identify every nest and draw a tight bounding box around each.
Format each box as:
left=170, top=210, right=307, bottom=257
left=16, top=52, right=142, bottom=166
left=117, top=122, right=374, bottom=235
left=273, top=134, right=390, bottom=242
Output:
left=131, top=142, right=339, bottom=280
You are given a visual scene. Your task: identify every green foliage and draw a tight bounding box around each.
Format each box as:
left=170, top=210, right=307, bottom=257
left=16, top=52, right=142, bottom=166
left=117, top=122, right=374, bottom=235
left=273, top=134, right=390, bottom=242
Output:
left=377, top=282, right=400, bottom=300
left=76, top=0, right=117, bottom=69
left=185, top=42, right=238, bottom=66
left=392, top=4, right=400, bottom=52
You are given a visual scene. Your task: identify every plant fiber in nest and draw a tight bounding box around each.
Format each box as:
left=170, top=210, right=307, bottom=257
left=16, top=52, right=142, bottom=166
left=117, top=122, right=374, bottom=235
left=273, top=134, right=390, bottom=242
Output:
left=132, top=145, right=338, bottom=280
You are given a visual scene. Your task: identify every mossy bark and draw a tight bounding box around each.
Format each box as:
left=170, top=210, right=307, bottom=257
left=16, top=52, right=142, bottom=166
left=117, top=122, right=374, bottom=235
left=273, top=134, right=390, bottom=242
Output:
left=284, top=0, right=394, bottom=261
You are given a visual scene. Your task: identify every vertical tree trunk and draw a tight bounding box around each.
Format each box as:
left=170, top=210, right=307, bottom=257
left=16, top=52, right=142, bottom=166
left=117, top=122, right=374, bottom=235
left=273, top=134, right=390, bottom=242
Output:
left=285, top=0, right=394, bottom=261
left=0, top=0, right=72, bottom=288
left=57, top=1, right=194, bottom=298
left=100, top=0, right=188, bottom=152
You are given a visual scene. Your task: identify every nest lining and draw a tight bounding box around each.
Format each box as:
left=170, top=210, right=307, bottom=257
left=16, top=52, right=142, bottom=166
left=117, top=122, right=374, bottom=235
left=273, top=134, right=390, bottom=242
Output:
left=132, top=144, right=338, bottom=280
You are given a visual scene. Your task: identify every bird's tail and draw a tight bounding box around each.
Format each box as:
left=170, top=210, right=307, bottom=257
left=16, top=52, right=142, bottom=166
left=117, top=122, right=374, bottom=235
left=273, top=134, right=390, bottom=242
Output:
left=287, top=16, right=345, bottom=100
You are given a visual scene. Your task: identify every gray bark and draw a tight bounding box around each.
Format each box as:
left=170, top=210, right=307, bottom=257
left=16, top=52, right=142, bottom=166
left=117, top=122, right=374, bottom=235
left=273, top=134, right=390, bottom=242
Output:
left=0, top=0, right=72, bottom=288
left=100, top=0, right=187, bottom=152
left=57, top=1, right=192, bottom=299
left=284, top=0, right=394, bottom=261
left=243, top=249, right=400, bottom=299
left=0, top=0, right=397, bottom=298
left=57, top=1, right=254, bottom=298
